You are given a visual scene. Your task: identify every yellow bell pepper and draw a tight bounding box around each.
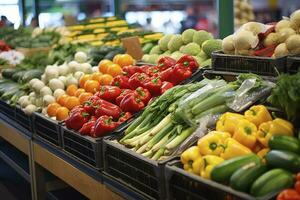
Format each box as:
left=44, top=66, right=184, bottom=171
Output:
left=257, top=148, right=270, bottom=163
left=216, top=112, right=245, bottom=135
left=233, top=119, right=257, bottom=149
left=180, top=146, right=202, bottom=174
left=197, top=131, right=231, bottom=156
left=244, top=105, right=272, bottom=127
left=257, top=118, right=294, bottom=147
left=200, top=155, right=224, bottom=179
left=220, top=138, right=252, bottom=160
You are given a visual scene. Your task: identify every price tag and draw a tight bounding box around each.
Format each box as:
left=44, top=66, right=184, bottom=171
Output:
left=121, top=36, right=143, bottom=60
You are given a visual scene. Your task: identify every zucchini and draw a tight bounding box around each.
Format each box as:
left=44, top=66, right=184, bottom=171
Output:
left=2, top=68, right=19, bottom=79
left=269, top=135, right=300, bottom=153
left=21, top=69, right=44, bottom=83
left=12, top=71, right=26, bottom=82
left=250, top=169, right=294, bottom=197
left=211, top=154, right=261, bottom=183
left=230, top=162, right=267, bottom=192
left=265, top=150, right=300, bottom=173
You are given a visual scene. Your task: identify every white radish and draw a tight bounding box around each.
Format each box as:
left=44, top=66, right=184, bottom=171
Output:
left=75, top=51, right=87, bottom=63
left=66, top=75, right=78, bottom=86
left=53, top=89, right=65, bottom=99
left=40, top=86, right=52, bottom=96
left=32, top=80, right=45, bottom=93
left=49, top=78, right=65, bottom=91
left=43, top=95, right=55, bottom=106
left=23, top=104, right=37, bottom=115
left=58, top=76, right=67, bottom=85
left=74, top=71, right=84, bottom=81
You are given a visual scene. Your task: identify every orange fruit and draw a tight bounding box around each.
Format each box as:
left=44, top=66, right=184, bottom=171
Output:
left=106, top=64, right=122, bottom=77
left=91, top=72, right=103, bottom=83
left=79, top=74, right=92, bottom=88
left=57, top=94, right=69, bottom=107
left=84, top=80, right=100, bottom=93
left=98, top=59, right=113, bottom=74
left=65, top=96, right=80, bottom=110
left=114, top=54, right=134, bottom=67
left=47, top=103, right=61, bottom=117
left=66, top=84, right=78, bottom=96
left=75, top=88, right=85, bottom=97
left=112, top=54, right=122, bottom=64
left=56, top=107, right=69, bottom=121
left=99, top=74, right=113, bottom=85
left=79, top=92, right=93, bottom=104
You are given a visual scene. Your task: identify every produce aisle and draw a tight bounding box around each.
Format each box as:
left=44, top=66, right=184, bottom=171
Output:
left=1, top=2, right=300, bottom=200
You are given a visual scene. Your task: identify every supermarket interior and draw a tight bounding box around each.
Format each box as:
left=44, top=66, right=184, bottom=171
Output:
left=0, top=0, right=300, bottom=200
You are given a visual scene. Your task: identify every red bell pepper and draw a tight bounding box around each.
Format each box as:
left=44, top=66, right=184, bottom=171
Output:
left=157, top=57, right=176, bottom=71
left=69, top=105, right=84, bottom=116
left=88, top=95, right=101, bottom=105
left=94, top=99, right=122, bottom=119
left=128, top=72, right=149, bottom=89
left=134, top=87, right=151, bottom=104
left=65, top=110, right=90, bottom=130
left=170, top=65, right=192, bottom=85
left=144, top=66, right=160, bottom=77
left=93, top=115, right=120, bottom=137
left=277, top=189, right=300, bottom=200
left=83, top=101, right=96, bottom=115
left=115, top=89, right=134, bottom=106
left=120, top=93, right=145, bottom=113
left=79, top=117, right=97, bottom=135
left=97, top=86, right=122, bottom=102
left=118, top=112, right=132, bottom=123
left=176, top=55, right=199, bottom=71
left=122, top=65, right=143, bottom=77
left=111, top=75, right=132, bottom=89
left=160, top=81, right=174, bottom=94
left=139, top=65, right=151, bottom=73
left=159, top=67, right=175, bottom=83
left=143, top=77, right=162, bottom=96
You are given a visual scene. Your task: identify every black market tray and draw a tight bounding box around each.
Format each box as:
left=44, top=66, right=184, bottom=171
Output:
left=103, top=134, right=172, bottom=200
left=15, top=106, right=33, bottom=133
left=211, top=51, right=287, bottom=77
left=165, top=158, right=277, bottom=200
left=287, top=56, right=300, bottom=74
left=33, top=112, right=62, bottom=148
left=0, top=100, right=15, bottom=120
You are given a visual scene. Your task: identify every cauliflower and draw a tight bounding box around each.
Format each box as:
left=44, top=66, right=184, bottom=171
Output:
left=158, top=34, right=173, bottom=51
left=149, top=45, right=162, bottom=55
left=202, top=39, right=222, bottom=58
left=179, top=43, right=201, bottom=56
left=168, top=35, right=184, bottom=52
left=193, top=30, right=213, bottom=46
left=170, top=51, right=184, bottom=61
left=222, top=35, right=235, bottom=54
left=182, top=29, right=196, bottom=44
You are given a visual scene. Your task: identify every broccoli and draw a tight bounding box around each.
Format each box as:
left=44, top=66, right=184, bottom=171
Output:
left=202, top=39, right=222, bottom=58
left=168, top=35, right=183, bottom=52
left=182, top=29, right=196, bottom=44
left=158, top=34, right=173, bottom=51
left=193, top=30, right=213, bottom=46
left=180, top=42, right=201, bottom=55
left=149, top=45, right=162, bottom=55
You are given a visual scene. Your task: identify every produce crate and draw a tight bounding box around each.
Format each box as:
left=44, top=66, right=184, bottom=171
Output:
left=211, top=51, right=287, bottom=76
left=103, top=134, right=172, bottom=200
left=0, top=100, right=15, bottom=120
left=165, top=159, right=277, bottom=200
left=15, top=106, right=33, bottom=132
left=287, top=56, right=300, bottom=74
left=33, top=112, right=62, bottom=147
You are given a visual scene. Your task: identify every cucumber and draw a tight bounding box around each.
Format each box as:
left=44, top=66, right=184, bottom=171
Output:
left=230, top=162, right=268, bottom=192
left=265, top=150, right=300, bottom=173
left=250, top=169, right=294, bottom=197
left=211, top=154, right=261, bottom=183
left=269, top=135, right=300, bottom=153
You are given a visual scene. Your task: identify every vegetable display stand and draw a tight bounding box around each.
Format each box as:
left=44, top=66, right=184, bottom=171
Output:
left=103, top=134, right=171, bottom=200
left=33, top=112, right=62, bottom=147
left=16, top=47, right=50, bottom=57
left=287, top=56, right=300, bottom=74
left=211, top=51, right=287, bottom=76
left=165, top=159, right=277, bottom=200
left=61, top=126, right=103, bottom=170
left=15, top=106, right=33, bottom=133
left=0, top=99, right=15, bottom=120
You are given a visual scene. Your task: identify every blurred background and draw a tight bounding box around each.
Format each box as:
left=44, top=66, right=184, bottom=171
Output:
left=1, top=0, right=300, bottom=35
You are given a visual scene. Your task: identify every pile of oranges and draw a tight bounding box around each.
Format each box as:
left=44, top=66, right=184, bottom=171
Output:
left=46, top=54, right=135, bottom=121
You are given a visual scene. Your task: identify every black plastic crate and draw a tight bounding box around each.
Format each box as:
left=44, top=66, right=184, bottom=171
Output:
left=0, top=100, right=15, bottom=120
left=33, top=112, right=62, bottom=147
left=15, top=106, right=33, bottom=132
left=287, top=56, right=300, bottom=74
left=103, top=134, right=172, bottom=200
left=165, top=159, right=277, bottom=200
left=212, top=51, right=287, bottom=76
